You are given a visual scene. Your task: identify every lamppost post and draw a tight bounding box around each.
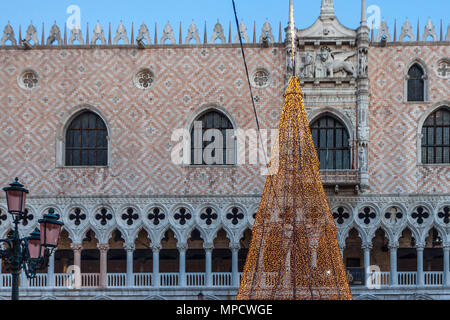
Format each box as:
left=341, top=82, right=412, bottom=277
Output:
left=1, top=178, right=64, bottom=300
left=11, top=216, right=21, bottom=300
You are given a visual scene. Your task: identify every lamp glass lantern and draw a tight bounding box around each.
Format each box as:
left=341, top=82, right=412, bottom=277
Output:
left=3, top=178, right=29, bottom=215
left=27, top=228, right=44, bottom=259
left=38, top=209, right=64, bottom=249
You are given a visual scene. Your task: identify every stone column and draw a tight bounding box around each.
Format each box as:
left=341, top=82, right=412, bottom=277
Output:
left=151, top=245, right=161, bottom=288
left=444, top=246, right=450, bottom=287
left=417, top=246, right=425, bottom=286
left=48, top=249, right=56, bottom=288
left=363, top=244, right=372, bottom=287
left=71, top=243, right=83, bottom=272
left=124, top=243, right=135, bottom=288
left=98, top=243, right=109, bottom=288
left=339, top=245, right=345, bottom=259
left=178, top=244, right=187, bottom=287
left=389, top=245, right=398, bottom=286
left=231, top=243, right=240, bottom=287
left=204, top=243, right=213, bottom=287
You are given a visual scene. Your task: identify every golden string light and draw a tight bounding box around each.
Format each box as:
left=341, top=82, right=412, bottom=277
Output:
left=237, top=77, right=352, bottom=300
left=289, top=0, right=295, bottom=68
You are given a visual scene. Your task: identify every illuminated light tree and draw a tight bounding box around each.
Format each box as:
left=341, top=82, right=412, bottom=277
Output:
left=237, top=77, right=352, bottom=300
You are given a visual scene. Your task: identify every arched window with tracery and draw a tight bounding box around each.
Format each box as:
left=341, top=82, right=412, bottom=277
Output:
left=407, top=63, right=425, bottom=102
left=421, top=107, right=450, bottom=164
left=310, top=114, right=351, bottom=170
left=190, top=110, right=235, bottom=165
left=65, top=111, right=108, bottom=166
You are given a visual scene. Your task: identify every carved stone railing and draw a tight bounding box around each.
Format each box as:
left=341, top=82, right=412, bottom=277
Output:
left=320, top=170, right=361, bottom=186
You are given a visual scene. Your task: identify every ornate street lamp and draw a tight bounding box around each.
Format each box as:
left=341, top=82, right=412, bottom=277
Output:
left=0, top=178, right=64, bottom=300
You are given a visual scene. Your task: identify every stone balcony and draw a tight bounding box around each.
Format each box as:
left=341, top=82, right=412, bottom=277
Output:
left=1, top=271, right=450, bottom=300
left=320, top=170, right=361, bottom=187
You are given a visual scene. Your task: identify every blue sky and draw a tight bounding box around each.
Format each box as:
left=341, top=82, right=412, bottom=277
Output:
left=0, top=0, right=448, bottom=41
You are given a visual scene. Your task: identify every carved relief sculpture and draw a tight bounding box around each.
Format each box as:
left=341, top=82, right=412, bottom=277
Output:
left=318, top=47, right=356, bottom=77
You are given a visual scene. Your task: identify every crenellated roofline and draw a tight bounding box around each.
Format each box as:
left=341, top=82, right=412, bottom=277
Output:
left=0, top=20, right=285, bottom=48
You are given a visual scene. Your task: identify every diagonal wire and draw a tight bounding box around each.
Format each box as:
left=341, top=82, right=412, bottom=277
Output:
left=231, top=0, right=270, bottom=169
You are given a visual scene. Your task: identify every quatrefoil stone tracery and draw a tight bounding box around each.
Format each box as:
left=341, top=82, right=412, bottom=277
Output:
left=411, top=206, right=430, bottom=225
left=333, top=207, right=350, bottom=225
left=122, top=208, right=139, bottom=226
left=438, top=207, right=450, bottom=224
left=200, top=207, right=218, bottom=226
left=95, top=208, right=112, bottom=226
left=174, top=208, right=192, bottom=226
left=69, top=208, right=86, bottom=226
left=20, top=71, right=38, bottom=89
left=226, top=207, right=244, bottom=225
left=134, top=69, right=154, bottom=90
left=20, top=209, right=34, bottom=226
left=148, top=208, right=165, bottom=226
left=358, top=207, right=376, bottom=225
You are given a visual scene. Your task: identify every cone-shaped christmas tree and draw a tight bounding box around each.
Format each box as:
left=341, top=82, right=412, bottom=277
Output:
left=237, top=77, right=352, bottom=300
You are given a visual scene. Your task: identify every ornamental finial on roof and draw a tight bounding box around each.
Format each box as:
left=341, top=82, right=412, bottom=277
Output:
left=320, top=0, right=335, bottom=17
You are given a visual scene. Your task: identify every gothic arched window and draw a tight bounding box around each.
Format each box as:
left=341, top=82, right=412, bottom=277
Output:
left=190, top=110, right=235, bottom=165
left=421, top=107, right=450, bottom=164
left=407, top=64, right=425, bottom=102
left=65, top=111, right=108, bottom=166
left=311, top=115, right=351, bottom=170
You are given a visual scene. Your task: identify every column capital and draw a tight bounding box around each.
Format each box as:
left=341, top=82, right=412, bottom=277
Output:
left=203, top=242, right=214, bottom=251
left=97, top=243, right=110, bottom=251
left=416, top=243, right=426, bottom=250
left=177, top=243, right=188, bottom=251
left=388, top=244, right=399, bottom=250
left=70, top=243, right=83, bottom=252
left=229, top=243, right=241, bottom=251
left=123, top=243, right=135, bottom=252
left=443, top=246, right=450, bottom=251
left=151, top=244, right=162, bottom=252
left=362, top=244, right=373, bottom=250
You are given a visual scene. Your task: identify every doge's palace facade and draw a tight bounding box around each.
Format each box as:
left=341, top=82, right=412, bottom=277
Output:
left=0, top=0, right=448, bottom=300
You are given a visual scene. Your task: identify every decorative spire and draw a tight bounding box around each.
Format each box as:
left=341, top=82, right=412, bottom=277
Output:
left=371, top=21, right=374, bottom=41
left=253, top=21, right=256, bottom=43
left=41, top=23, right=45, bottom=45
left=204, top=21, right=207, bottom=44
left=320, top=0, right=335, bottom=17
left=108, top=23, right=111, bottom=44
left=131, top=23, right=134, bottom=45
left=19, top=25, right=22, bottom=46
left=228, top=21, right=232, bottom=43
left=179, top=22, right=182, bottom=44
left=279, top=22, right=282, bottom=43
left=417, top=19, right=420, bottom=41
left=86, top=23, right=89, bottom=45
left=393, top=19, right=397, bottom=42
left=440, top=20, right=443, bottom=41
left=64, top=23, right=67, bottom=45
left=154, top=22, right=158, bottom=44
left=361, top=0, right=367, bottom=26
